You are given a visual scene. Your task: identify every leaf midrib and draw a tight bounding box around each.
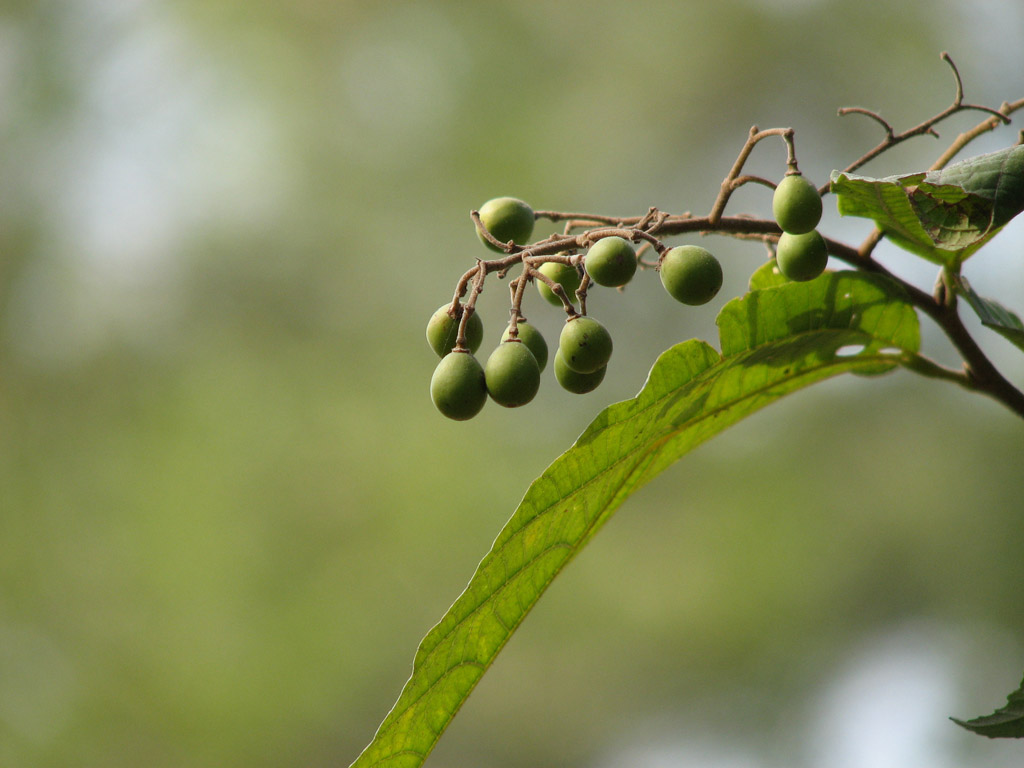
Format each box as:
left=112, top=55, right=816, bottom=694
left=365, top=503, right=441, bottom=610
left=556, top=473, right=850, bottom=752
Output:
left=363, top=340, right=905, bottom=768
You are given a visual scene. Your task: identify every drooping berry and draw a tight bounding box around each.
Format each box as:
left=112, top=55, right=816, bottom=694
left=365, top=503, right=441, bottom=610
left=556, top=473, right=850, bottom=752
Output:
left=477, top=197, right=535, bottom=252
left=558, top=315, right=612, bottom=374
left=484, top=340, right=541, bottom=408
left=776, top=230, right=828, bottom=282
left=430, top=351, right=487, bottom=420
left=772, top=173, right=822, bottom=235
left=584, top=236, right=637, bottom=287
left=659, top=245, right=723, bottom=306
left=426, top=304, right=484, bottom=357
left=502, top=321, right=548, bottom=373
left=553, top=349, right=606, bottom=394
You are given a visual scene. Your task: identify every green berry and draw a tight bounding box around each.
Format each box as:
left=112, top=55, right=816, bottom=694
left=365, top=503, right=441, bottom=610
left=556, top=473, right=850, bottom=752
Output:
left=554, top=349, right=606, bottom=394
left=536, top=260, right=581, bottom=307
left=502, top=321, right=548, bottom=373
left=558, top=315, right=612, bottom=374
left=776, top=230, right=828, bottom=282
left=484, top=340, right=541, bottom=408
left=584, top=236, right=637, bottom=287
left=430, top=351, right=487, bottom=421
left=426, top=304, right=484, bottom=357
left=659, top=245, right=723, bottom=305
left=477, top=197, right=535, bottom=252
left=772, top=174, right=822, bottom=235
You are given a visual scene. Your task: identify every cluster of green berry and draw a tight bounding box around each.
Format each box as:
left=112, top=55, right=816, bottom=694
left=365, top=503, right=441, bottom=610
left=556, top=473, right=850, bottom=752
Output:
left=426, top=198, right=728, bottom=421
left=771, top=173, right=827, bottom=281
left=426, top=302, right=615, bottom=421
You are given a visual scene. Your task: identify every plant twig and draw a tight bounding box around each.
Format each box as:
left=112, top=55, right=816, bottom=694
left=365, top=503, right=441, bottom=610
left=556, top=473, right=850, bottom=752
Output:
left=837, top=52, right=1010, bottom=177
left=930, top=97, right=1024, bottom=170
left=821, top=237, right=1024, bottom=419
left=451, top=55, right=1024, bottom=419
left=708, top=126, right=795, bottom=225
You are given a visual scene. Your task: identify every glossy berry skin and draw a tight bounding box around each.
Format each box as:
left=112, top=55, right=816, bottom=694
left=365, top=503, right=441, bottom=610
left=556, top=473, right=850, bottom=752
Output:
left=477, top=197, right=535, bottom=252
left=585, top=236, right=637, bottom=287
left=484, top=340, right=541, bottom=408
left=426, top=304, right=484, bottom=357
left=536, top=261, right=581, bottom=307
left=430, top=351, right=487, bottom=420
left=772, top=174, right=822, bottom=235
left=553, top=349, right=606, bottom=394
left=558, top=316, right=612, bottom=374
left=502, top=321, right=548, bottom=373
left=659, top=245, right=723, bottom=306
left=776, top=230, right=828, bottom=282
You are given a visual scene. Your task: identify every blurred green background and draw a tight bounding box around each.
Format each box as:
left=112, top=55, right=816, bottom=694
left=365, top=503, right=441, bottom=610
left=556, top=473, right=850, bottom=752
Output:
left=1, top=1, right=1023, bottom=766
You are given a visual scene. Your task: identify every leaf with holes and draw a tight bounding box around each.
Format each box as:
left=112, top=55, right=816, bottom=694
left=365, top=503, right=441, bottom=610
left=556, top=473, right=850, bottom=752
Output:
left=350, top=270, right=921, bottom=768
left=830, top=144, right=1024, bottom=266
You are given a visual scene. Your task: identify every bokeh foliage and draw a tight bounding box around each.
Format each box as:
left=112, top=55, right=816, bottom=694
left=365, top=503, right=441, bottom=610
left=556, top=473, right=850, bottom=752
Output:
left=1, top=1, right=1023, bottom=767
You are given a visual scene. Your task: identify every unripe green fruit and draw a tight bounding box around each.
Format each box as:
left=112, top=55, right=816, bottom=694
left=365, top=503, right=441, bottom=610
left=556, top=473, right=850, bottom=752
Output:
left=536, top=260, right=581, bottom=307
left=477, top=197, right=535, bottom=252
left=554, top=349, right=606, bottom=394
left=772, top=174, right=822, bottom=235
left=430, top=351, right=487, bottom=421
left=426, top=304, right=484, bottom=357
left=502, top=321, right=548, bottom=372
left=558, top=315, right=612, bottom=374
left=659, top=245, right=723, bottom=305
left=484, top=340, right=541, bottom=408
left=776, top=230, right=828, bottom=282
left=584, top=236, right=637, bottom=287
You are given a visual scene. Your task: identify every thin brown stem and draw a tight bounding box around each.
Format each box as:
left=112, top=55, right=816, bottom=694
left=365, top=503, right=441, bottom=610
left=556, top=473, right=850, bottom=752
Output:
left=708, top=126, right=794, bottom=224
left=858, top=228, right=885, bottom=261
left=471, top=210, right=523, bottom=253
left=837, top=52, right=1010, bottom=177
left=576, top=271, right=591, bottom=316
left=526, top=263, right=576, bottom=314
left=507, top=266, right=531, bottom=336
left=930, top=97, right=1024, bottom=170
left=536, top=211, right=634, bottom=226
left=836, top=107, right=895, bottom=139
left=454, top=264, right=486, bottom=351
left=733, top=175, right=778, bottom=190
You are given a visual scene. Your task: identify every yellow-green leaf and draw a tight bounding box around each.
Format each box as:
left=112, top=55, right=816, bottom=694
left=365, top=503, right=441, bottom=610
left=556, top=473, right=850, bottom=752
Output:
left=351, top=271, right=920, bottom=768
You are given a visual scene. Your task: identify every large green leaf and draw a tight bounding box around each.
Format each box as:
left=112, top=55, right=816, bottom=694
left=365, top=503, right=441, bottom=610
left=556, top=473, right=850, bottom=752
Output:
left=830, top=144, right=1024, bottom=266
left=953, top=675, right=1024, bottom=738
left=350, top=271, right=920, bottom=768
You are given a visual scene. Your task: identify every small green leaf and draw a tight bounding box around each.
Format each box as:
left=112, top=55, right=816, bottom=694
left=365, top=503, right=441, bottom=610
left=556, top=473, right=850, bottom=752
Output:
left=928, top=144, right=1024, bottom=229
left=830, top=145, right=1024, bottom=266
left=955, top=276, right=1024, bottom=353
left=830, top=169, right=939, bottom=261
left=953, top=675, right=1024, bottom=738
left=351, top=271, right=920, bottom=768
